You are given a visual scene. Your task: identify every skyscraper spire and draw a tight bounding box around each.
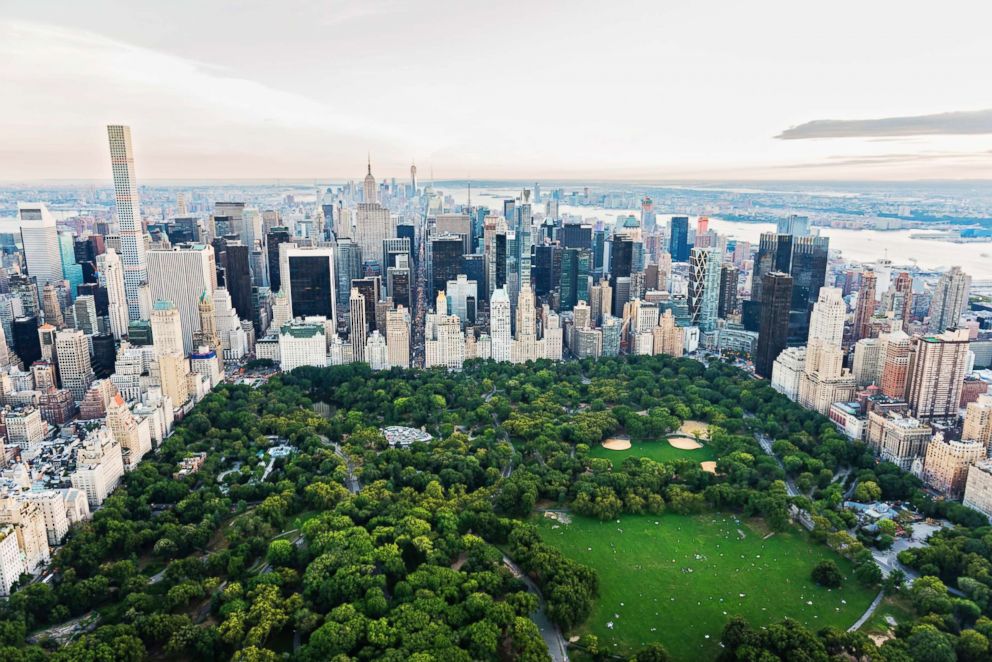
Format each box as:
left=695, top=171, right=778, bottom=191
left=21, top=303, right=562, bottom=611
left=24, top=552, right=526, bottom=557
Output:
left=363, top=157, right=377, bottom=204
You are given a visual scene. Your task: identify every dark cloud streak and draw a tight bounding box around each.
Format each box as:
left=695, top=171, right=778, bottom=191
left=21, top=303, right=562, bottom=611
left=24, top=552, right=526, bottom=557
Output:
left=776, top=109, right=992, bottom=140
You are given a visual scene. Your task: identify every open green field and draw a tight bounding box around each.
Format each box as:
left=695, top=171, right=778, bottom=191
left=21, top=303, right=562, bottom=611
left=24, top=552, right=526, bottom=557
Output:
left=587, top=439, right=717, bottom=467
left=537, top=513, right=876, bottom=660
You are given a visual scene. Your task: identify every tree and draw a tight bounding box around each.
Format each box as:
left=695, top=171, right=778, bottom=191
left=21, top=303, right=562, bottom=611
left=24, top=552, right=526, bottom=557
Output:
left=853, top=481, right=882, bottom=503
left=266, top=539, right=294, bottom=567
left=884, top=569, right=906, bottom=594
left=633, top=642, right=672, bottom=661
left=877, top=518, right=898, bottom=537
left=811, top=560, right=843, bottom=588
left=854, top=561, right=882, bottom=587
left=905, top=625, right=955, bottom=662
left=956, top=629, right=990, bottom=662
left=910, top=576, right=953, bottom=616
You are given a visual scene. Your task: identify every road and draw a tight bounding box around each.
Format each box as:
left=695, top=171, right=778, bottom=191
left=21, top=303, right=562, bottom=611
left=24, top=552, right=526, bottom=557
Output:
left=848, top=590, right=884, bottom=632
left=753, top=429, right=799, bottom=497
left=502, top=554, right=569, bottom=662
left=319, top=435, right=361, bottom=493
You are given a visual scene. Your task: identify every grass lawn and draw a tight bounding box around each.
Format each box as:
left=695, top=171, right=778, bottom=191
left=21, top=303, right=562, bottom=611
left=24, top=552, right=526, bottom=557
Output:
left=862, top=593, right=915, bottom=638
left=587, top=439, right=717, bottom=467
left=536, top=513, right=876, bottom=660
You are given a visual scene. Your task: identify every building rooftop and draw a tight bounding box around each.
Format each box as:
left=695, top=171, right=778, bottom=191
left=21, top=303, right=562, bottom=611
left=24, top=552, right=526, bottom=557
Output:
left=381, top=426, right=432, bottom=447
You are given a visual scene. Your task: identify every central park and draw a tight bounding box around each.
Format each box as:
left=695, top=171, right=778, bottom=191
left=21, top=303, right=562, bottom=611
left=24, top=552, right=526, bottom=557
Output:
left=3, top=355, right=992, bottom=661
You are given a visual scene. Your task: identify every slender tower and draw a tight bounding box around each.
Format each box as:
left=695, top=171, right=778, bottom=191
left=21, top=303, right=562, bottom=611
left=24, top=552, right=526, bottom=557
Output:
left=107, top=125, right=148, bottom=321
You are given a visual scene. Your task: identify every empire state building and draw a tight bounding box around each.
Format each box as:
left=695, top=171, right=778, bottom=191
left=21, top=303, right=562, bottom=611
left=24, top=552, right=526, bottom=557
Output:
left=349, top=159, right=394, bottom=268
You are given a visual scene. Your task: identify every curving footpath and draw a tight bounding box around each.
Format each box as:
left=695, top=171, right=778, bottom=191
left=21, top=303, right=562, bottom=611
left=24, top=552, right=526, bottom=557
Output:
left=848, top=590, right=884, bottom=632
left=502, top=554, right=569, bottom=662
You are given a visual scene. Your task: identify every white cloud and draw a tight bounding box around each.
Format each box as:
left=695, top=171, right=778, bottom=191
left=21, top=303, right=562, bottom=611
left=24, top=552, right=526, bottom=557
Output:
left=0, top=19, right=432, bottom=179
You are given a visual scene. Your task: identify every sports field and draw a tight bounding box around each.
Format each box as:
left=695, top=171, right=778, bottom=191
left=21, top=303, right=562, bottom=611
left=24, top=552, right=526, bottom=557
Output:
left=587, top=438, right=717, bottom=467
left=537, top=513, right=876, bottom=660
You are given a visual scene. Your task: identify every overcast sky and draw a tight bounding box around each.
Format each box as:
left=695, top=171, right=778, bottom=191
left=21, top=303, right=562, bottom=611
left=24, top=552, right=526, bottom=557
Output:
left=2, top=0, right=992, bottom=181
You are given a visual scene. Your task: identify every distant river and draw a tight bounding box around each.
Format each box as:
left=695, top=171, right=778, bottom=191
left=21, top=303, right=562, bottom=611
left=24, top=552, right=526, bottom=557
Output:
left=455, top=188, right=992, bottom=279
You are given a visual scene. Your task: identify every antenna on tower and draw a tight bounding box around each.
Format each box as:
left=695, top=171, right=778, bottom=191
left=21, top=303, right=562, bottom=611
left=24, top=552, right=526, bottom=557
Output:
left=468, top=179, right=472, bottom=208
left=367, top=152, right=371, bottom=175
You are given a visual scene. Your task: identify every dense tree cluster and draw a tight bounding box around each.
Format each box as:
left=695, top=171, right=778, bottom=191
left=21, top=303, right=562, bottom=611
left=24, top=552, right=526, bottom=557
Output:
left=0, top=354, right=983, bottom=660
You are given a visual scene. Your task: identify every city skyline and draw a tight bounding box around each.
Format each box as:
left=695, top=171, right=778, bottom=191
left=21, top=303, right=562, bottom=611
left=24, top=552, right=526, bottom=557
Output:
left=3, top=0, right=992, bottom=181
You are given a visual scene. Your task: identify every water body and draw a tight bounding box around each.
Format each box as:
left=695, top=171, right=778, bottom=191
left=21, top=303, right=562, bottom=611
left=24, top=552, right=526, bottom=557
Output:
left=455, top=188, right=992, bottom=279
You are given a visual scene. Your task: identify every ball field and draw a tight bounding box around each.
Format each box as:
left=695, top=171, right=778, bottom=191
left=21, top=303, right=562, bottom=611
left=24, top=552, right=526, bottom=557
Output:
left=536, top=513, right=876, bottom=660
left=587, top=438, right=717, bottom=467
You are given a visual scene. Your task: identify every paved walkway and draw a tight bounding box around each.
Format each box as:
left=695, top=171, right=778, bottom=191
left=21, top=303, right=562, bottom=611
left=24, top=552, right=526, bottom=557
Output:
left=848, top=590, right=884, bottom=632
left=319, top=435, right=361, bottom=493
left=502, top=554, right=569, bottom=662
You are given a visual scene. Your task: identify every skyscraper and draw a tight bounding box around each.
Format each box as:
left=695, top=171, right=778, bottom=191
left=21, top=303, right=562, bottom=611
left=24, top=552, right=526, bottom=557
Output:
left=776, top=214, right=810, bottom=236
left=150, top=300, right=190, bottom=410
left=796, top=287, right=856, bottom=414
left=688, top=247, right=721, bottom=332
left=428, top=234, right=463, bottom=300
left=41, top=284, right=64, bottom=329
left=609, top=236, right=634, bottom=317
left=265, top=227, right=292, bottom=293
left=483, top=217, right=508, bottom=299
left=282, top=246, right=337, bottom=326
left=349, top=288, right=367, bottom=364
left=385, top=305, right=410, bottom=368
left=16, top=203, right=63, bottom=288
left=755, top=272, right=793, bottom=378
left=58, top=232, right=83, bottom=296
left=893, top=271, right=914, bottom=332
left=668, top=216, right=689, bottom=262
left=446, top=275, right=478, bottom=324
left=490, top=287, right=511, bottom=362
left=350, top=162, right=395, bottom=265
left=807, top=287, right=846, bottom=347
left=106, top=125, right=148, bottom=321
left=879, top=330, right=912, bottom=398
left=906, top=328, right=970, bottom=421
left=97, top=248, right=129, bottom=341
left=718, top=264, right=739, bottom=318
left=54, top=329, right=93, bottom=401
left=559, top=248, right=590, bottom=312
left=147, top=244, right=216, bottom=354
left=927, top=266, right=971, bottom=332
left=852, top=270, right=877, bottom=341
left=224, top=242, right=253, bottom=322
left=12, top=316, right=41, bottom=368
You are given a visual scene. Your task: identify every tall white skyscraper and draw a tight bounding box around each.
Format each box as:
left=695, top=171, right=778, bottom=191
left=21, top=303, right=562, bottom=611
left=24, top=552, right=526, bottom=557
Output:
left=97, top=247, right=129, bottom=340
left=490, top=287, right=511, bottom=362
left=107, top=125, right=148, bottom=321
left=807, top=287, right=846, bottom=347
left=16, top=203, right=63, bottom=288
left=147, top=244, right=216, bottom=354
left=55, top=329, right=94, bottom=401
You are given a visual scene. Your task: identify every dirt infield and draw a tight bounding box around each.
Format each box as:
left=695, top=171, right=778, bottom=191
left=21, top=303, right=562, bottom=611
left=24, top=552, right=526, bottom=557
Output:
left=667, top=437, right=703, bottom=450
left=679, top=420, right=710, bottom=439
left=602, top=437, right=632, bottom=451
left=700, top=461, right=718, bottom=474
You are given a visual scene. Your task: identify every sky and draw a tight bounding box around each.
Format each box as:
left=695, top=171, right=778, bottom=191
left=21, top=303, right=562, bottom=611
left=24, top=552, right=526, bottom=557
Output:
left=2, top=0, right=992, bottom=182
